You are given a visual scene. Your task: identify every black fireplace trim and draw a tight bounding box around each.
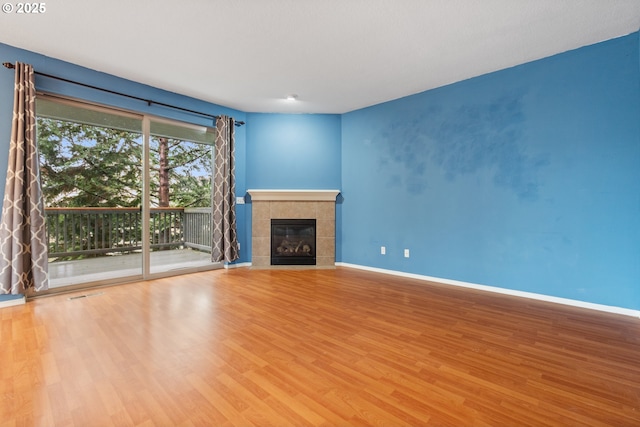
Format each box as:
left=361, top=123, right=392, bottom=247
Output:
left=271, top=219, right=316, bottom=266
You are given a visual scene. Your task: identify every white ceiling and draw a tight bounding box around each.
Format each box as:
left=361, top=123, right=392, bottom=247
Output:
left=1, top=0, right=639, bottom=114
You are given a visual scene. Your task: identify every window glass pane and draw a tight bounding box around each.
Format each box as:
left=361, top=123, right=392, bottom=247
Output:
left=148, top=119, right=215, bottom=274
left=149, top=120, right=214, bottom=209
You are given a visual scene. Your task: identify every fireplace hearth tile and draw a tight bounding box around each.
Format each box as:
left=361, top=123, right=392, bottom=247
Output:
left=317, top=203, right=335, bottom=220
left=253, top=236, right=270, bottom=255
left=253, top=202, right=271, bottom=220
left=317, top=219, right=335, bottom=238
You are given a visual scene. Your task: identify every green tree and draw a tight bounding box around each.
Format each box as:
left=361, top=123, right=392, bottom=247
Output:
left=149, top=137, right=212, bottom=208
left=37, top=118, right=213, bottom=208
left=38, top=118, right=142, bottom=207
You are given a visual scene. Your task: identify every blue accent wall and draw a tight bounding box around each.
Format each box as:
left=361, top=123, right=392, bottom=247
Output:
left=0, top=43, right=250, bottom=263
left=245, top=113, right=341, bottom=190
left=341, top=33, right=640, bottom=309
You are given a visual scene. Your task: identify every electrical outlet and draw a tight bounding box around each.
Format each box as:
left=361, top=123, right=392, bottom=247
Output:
left=404, top=249, right=410, bottom=258
left=380, top=246, right=386, bottom=255
left=236, top=196, right=245, bottom=205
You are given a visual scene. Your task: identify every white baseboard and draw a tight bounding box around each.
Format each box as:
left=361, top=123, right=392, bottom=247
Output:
left=336, top=262, right=640, bottom=318
left=0, top=295, right=26, bottom=308
left=225, top=262, right=252, bottom=269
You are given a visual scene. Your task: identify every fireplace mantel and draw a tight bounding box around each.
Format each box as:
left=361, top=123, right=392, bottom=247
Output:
left=247, top=189, right=340, bottom=202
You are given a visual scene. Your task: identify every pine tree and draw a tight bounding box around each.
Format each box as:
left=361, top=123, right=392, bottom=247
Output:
left=149, top=137, right=212, bottom=208
left=37, top=118, right=213, bottom=208
left=38, top=118, right=142, bottom=208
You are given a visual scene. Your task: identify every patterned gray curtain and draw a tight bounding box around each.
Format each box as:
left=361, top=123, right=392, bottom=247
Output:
left=0, top=62, right=49, bottom=294
left=211, top=115, right=239, bottom=263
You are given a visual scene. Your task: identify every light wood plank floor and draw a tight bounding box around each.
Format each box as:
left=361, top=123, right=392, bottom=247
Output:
left=1, top=267, right=639, bottom=426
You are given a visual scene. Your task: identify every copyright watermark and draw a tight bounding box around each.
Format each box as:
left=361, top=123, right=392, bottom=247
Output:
left=2, top=3, right=46, bottom=13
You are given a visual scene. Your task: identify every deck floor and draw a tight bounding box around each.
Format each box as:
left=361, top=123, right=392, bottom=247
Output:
left=48, top=248, right=215, bottom=288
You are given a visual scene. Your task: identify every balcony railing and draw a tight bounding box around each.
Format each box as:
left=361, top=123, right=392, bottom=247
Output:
left=45, top=207, right=212, bottom=259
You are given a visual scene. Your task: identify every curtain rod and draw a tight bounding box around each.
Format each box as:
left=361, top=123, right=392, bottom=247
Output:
left=2, top=62, right=245, bottom=127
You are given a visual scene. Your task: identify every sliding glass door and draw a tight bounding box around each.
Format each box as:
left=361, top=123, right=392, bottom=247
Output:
left=147, top=119, right=217, bottom=274
left=36, top=97, right=220, bottom=290
left=37, top=97, right=144, bottom=288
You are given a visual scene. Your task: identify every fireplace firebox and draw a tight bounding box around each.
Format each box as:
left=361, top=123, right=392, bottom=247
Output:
left=271, top=219, right=316, bottom=265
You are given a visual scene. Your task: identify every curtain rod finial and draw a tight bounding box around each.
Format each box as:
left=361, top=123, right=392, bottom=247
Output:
left=3, top=62, right=15, bottom=69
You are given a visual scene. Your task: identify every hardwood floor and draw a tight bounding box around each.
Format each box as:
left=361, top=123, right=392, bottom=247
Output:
left=1, top=267, right=639, bottom=426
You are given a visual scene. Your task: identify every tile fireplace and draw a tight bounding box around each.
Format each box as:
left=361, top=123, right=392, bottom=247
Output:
left=247, top=190, right=340, bottom=268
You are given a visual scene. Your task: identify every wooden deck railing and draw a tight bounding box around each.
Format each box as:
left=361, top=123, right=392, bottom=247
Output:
left=45, top=207, right=212, bottom=259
